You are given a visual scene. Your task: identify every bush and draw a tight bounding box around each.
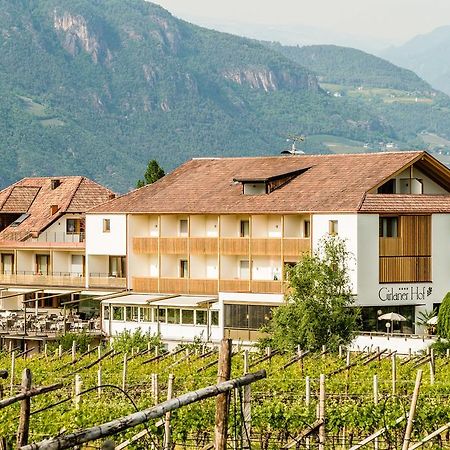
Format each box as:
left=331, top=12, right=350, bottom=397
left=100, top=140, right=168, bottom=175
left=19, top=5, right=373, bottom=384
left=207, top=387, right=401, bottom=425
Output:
left=112, top=329, right=164, bottom=353
left=50, top=332, right=94, bottom=353
left=437, top=292, right=450, bottom=339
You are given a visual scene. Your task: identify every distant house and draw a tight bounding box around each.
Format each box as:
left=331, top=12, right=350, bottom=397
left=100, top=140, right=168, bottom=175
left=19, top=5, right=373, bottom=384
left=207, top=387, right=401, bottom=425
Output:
left=0, top=176, right=116, bottom=311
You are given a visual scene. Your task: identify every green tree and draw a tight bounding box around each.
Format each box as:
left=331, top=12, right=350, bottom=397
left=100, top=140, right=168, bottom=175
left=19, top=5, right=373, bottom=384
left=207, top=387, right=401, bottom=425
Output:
left=136, top=159, right=165, bottom=188
left=437, top=292, right=450, bottom=339
left=263, top=236, right=360, bottom=352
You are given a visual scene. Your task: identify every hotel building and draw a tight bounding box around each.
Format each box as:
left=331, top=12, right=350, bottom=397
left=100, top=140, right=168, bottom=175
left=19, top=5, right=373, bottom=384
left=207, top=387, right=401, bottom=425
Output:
left=0, top=176, right=117, bottom=319
left=85, top=151, right=450, bottom=347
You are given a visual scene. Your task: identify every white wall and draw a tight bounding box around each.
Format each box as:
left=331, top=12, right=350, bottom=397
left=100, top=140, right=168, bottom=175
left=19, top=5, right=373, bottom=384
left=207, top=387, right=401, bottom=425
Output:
left=252, top=256, right=281, bottom=280
left=391, top=168, right=448, bottom=195
left=37, top=214, right=84, bottom=243
left=220, top=255, right=244, bottom=279
left=432, top=214, right=450, bottom=305
left=86, top=214, right=126, bottom=255
left=190, top=255, right=218, bottom=279
left=312, top=213, right=358, bottom=292
left=190, top=215, right=219, bottom=237
left=16, top=251, right=37, bottom=273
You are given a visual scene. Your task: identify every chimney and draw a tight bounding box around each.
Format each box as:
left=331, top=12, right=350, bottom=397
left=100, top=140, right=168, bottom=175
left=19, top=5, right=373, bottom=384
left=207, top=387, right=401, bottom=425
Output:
left=108, top=193, right=116, bottom=200
left=51, top=179, right=61, bottom=190
left=50, top=205, right=59, bottom=215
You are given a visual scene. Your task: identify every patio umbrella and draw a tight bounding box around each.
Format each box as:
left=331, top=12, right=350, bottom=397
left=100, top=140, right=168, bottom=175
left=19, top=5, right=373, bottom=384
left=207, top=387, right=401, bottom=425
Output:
left=378, top=312, right=407, bottom=321
left=427, top=316, right=438, bottom=325
left=378, top=312, right=407, bottom=334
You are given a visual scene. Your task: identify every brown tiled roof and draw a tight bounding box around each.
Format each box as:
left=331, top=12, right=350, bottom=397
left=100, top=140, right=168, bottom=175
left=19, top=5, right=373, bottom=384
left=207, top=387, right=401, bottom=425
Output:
left=90, top=151, right=434, bottom=214
left=360, top=194, right=450, bottom=214
left=0, top=187, right=41, bottom=212
left=0, top=177, right=114, bottom=241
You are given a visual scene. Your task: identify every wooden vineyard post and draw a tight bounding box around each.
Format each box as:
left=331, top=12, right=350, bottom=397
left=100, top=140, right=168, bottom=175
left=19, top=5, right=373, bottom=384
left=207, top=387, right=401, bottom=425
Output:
left=306, top=376, right=311, bottom=449
left=71, top=341, right=76, bottom=363
left=10, top=351, right=15, bottom=396
left=58, top=345, right=62, bottom=358
left=318, top=374, right=326, bottom=450
left=164, top=374, right=174, bottom=450
left=391, top=353, right=397, bottom=395
left=44, top=343, right=48, bottom=358
left=74, top=375, right=82, bottom=410
left=98, top=345, right=102, bottom=359
left=242, top=350, right=251, bottom=450
left=16, top=368, right=32, bottom=448
left=429, top=349, right=435, bottom=385
left=373, top=375, right=379, bottom=450
left=401, top=370, right=423, bottom=450
left=152, top=373, right=159, bottom=405
left=214, top=339, right=232, bottom=450
left=97, top=367, right=102, bottom=397
left=122, top=354, right=127, bottom=391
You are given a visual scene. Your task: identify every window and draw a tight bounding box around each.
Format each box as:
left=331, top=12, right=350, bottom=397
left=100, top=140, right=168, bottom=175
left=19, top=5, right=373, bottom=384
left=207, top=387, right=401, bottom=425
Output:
left=103, top=306, right=110, bottom=320
left=141, top=307, right=153, bottom=322
left=36, top=254, right=50, bottom=275
left=240, top=220, right=250, bottom=237
left=66, top=218, right=84, bottom=234
left=224, top=304, right=273, bottom=330
left=329, top=220, right=338, bottom=236
left=181, top=310, right=194, bottom=325
left=210, top=310, right=219, bottom=327
left=167, top=308, right=180, bottom=324
left=379, top=217, right=399, bottom=238
left=196, top=310, right=207, bottom=325
left=239, top=260, right=250, bottom=279
left=1, top=254, right=14, bottom=275
left=180, top=259, right=189, bottom=278
left=158, top=308, right=166, bottom=323
left=103, top=219, right=111, bottom=233
left=377, top=179, right=396, bottom=194
left=303, top=220, right=311, bottom=238
left=109, top=256, right=126, bottom=277
left=179, top=219, right=188, bottom=236
left=126, top=306, right=139, bottom=322
left=112, top=306, right=124, bottom=321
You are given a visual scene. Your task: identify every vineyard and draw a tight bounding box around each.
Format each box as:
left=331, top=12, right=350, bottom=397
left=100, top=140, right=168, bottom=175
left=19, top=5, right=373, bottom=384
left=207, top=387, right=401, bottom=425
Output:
left=0, top=342, right=449, bottom=449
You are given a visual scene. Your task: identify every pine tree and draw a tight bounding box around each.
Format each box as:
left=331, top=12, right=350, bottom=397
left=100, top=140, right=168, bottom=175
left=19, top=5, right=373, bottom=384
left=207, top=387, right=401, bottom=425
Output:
left=136, top=160, right=165, bottom=188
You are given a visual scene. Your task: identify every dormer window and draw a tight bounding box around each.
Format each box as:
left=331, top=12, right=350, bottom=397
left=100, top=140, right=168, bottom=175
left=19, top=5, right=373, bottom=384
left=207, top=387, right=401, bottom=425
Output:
left=233, top=167, right=309, bottom=196
left=243, top=182, right=266, bottom=195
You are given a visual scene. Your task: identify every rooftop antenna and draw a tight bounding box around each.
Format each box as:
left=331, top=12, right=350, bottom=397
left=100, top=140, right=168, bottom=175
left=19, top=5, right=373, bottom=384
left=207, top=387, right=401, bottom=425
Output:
left=281, top=134, right=305, bottom=155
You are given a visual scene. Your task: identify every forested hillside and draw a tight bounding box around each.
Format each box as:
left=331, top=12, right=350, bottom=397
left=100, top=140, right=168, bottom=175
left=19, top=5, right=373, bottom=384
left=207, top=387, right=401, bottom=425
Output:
left=0, top=0, right=449, bottom=191
left=271, top=44, right=431, bottom=92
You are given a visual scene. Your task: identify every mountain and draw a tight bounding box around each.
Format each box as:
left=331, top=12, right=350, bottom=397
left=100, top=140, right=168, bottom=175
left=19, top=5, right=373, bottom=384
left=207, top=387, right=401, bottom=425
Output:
left=271, top=44, right=431, bottom=92
left=0, top=0, right=449, bottom=192
left=382, top=26, right=450, bottom=96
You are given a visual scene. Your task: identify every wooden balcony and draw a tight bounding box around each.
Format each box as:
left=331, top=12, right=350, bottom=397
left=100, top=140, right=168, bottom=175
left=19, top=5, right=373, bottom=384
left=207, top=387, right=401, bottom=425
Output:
left=189, top=279, right=218, bottom=295
left=190, top=238, right=218, bottom=255
left=159, top=277, right=188, bottom=293
left=251, top=239, right=281, bottom=256
left=283, top=238, right=311, bottom=257
left=133, top=277, right=158, bottom=292
left=220, top=238, right=249, bottom=255
left=379, top=256, right=431, bottom=283
left=251, top=280, right=284, bottom=294
left=89, top=276, right=127, bottom=289
left=133, top=237, right=158, bottom=254
left=160, top=238, right=188, bottom=254
left=0, top=273, right=86, bottom=288
left=219, top=279, right=250, bottom=293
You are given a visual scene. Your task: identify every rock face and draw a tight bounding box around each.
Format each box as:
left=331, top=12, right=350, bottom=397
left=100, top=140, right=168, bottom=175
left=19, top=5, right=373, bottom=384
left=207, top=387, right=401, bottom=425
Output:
left=54, top=11, right=112, bottom=64
left=221, top=67, right=318, bottom=92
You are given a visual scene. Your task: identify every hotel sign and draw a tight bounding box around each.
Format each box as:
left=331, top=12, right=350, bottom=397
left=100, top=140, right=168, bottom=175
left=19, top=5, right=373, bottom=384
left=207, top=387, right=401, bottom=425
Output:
left=378, top=286, right=433, bottom=303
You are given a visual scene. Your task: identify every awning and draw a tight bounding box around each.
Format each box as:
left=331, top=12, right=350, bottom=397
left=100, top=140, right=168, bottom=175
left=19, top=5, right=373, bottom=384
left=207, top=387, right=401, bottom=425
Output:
left=149, top=296, right=218, bottom=308
left=101, top=294, right=167, bottom=306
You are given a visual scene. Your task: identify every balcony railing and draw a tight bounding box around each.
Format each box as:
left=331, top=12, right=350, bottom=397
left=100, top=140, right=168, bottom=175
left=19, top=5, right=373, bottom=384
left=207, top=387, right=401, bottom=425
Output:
left=88, top=273, right=127, bottom=289
left=0, top=271, right=85, bottom=287
left=29, top=232, right=85, bottom=244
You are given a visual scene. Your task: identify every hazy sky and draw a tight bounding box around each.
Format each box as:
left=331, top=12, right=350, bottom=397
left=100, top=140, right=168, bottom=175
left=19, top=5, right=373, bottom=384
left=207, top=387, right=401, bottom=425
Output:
left=153, top=0, right=450, bottom=45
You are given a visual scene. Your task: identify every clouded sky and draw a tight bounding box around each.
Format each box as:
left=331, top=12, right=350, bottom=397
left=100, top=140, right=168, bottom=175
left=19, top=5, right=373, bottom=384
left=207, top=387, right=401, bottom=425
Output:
left=153, top=0, right=450, bottom=45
